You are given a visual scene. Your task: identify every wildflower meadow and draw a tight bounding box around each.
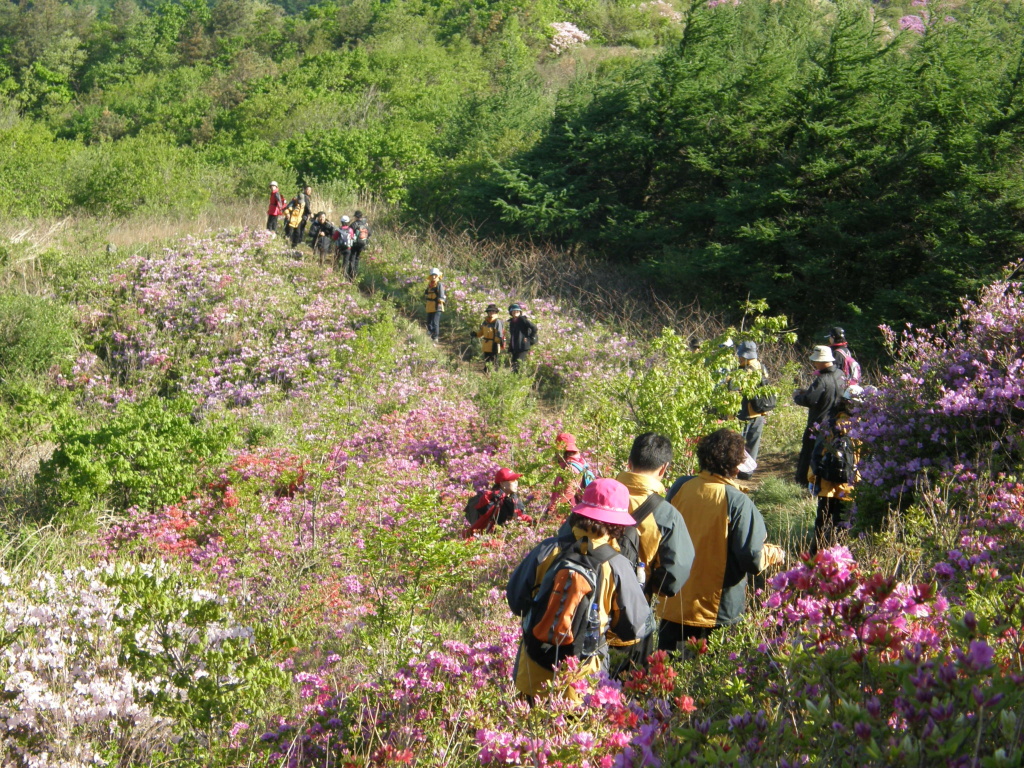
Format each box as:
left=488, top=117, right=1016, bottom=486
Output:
left=0, top=224, right=1023, bottom=768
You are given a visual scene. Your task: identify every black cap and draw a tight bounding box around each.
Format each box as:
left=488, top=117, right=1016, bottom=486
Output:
left=485, top=304, right=499, bottom=313
left=826, top=326, right=846, bottom=342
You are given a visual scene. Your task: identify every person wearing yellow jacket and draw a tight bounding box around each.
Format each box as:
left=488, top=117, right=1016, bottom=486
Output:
left=506, top=479, right=652, bottom=700
left=470, top=303, right=505, bottom=371
left=612, top=433, right=695, bottom=671
left=423, top=268, right=445, bottom=342
left=660, top=429, right=785, bottom=650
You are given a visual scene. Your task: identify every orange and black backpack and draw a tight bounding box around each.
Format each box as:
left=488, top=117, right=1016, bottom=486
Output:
left=523, top=539, right=617, bottom=670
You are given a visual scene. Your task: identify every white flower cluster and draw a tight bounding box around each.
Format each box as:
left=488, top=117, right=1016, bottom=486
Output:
left=0, top=564, right=254, bottom=766
left=549, top=22, right=591, bottom=55
left=638, top=0, right=683, bottom=22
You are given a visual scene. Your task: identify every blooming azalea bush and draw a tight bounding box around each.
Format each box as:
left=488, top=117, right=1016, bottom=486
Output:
left=0, top=562, right=288, bottom=767
left=850, top=267, right=1024, bottom=520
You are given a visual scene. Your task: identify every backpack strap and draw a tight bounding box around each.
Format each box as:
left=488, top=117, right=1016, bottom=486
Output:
left=632, top=493, right=660, bottom=526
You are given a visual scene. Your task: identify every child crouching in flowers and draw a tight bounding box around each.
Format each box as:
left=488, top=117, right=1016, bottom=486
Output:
left=506, top=478, right=652, bottom=701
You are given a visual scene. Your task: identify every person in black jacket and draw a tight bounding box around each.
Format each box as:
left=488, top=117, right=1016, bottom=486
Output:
left=348, top=210, right=370, bottom=278
left=506, top=303, right=538, bottom=373
left=308, top=212, right=335, bottom=267
left=793, top=345, right=848, bottom=488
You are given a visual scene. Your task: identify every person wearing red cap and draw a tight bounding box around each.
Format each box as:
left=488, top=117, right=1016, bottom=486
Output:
left=464, top=467, right=530, bottom=534
left=545, top=432, right=596, bottom=515
left=506, top=478, right=652, bottom=699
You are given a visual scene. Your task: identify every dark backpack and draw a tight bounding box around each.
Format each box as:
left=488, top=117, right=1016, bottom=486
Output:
left=523, top=539, right=618, bottom=670
left=814, top=434, right=854, bottom=483
left=749, top=376, right=778, bottom=414
left=355, top=221, right=370, bottom=245
left=464, top=491, right=499, bottom=526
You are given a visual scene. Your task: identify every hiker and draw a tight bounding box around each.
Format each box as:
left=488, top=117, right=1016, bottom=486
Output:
left=610, top=433, right=695, bottom=673
left=266, top=182, right=286, bottom=232
left=308, top=212, right=335, bottom=267
left=826, top=326, right=862, bottom=385
left=659, top=429, right=785, bottom=651
left=733, top=341, right=775, bottom=481
left=793, top=345, right=847, bottom=489
left=298, top=186, right=313, bottom=243
left=464, top=467, right=531, bottom=535
left=545, top=432, right=596, bottom=516
left=506, top=303, right=538, bottom=373
left=283, top=191, right=305, bottom=247
left=470, top=304, right=505, bottom=371
left=347, top=210, right=370, bottom=278
left=809, top=385, right=863, bottom=554
left=335, top=215, right=355, bottom=275
left=506, top=478, right=652, bottom=700
left=424, top=268, right=446, bottom=342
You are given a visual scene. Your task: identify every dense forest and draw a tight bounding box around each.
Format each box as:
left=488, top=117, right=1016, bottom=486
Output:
left=3, top=0, right=1023, bottom=341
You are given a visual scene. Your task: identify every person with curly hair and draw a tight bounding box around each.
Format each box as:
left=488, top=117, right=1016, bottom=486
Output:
left=659, top=429, right=785, bottom=651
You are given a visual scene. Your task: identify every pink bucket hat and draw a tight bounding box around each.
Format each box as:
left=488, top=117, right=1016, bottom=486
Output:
left=572, top=478, right=636, bottom=527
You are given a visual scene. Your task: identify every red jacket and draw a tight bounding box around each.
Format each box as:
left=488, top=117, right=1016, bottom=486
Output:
left=267, top=190, right=285, bottom=216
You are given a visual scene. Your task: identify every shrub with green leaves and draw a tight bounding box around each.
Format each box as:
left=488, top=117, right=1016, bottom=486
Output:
left=36, top=395, right=233, bottom=516
left=0, top=294, right=77, bottom=381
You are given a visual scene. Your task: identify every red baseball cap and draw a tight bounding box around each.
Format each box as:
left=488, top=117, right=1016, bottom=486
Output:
left=494, top=467, right=523, bottom=484
left=555, top=432, right=580, bottom=453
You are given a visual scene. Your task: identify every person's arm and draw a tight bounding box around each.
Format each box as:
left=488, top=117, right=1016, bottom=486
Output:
left=607, top=558, right=653, bottom=642
left=437, top=283, right=446, bottom=310
left=649, top=504, right=695, bottom=597
left=794, top=376, right=824, bottom=409
left=496, top=319, right=505, bottom=348
left=726, top=488, right=769, bottom=575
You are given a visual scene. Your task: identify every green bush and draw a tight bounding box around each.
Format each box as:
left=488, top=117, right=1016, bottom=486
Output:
left=0, top=294, right=77, bottom=380
left=36, top=395, right=234, bottom=516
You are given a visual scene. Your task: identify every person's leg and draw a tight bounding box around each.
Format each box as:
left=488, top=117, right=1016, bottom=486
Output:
left=812, top=496, right=832, bottom=555
left=737, top=416, right=764, bottom=480
left=350, top=243, right=363, bottom=277
left=656, top=619, right=684, bottom=654
left=795, top=428, right=815, bottom=486
left=426, top=312, right=439, bottom=340
left=266, top=215, right=277, bottom=231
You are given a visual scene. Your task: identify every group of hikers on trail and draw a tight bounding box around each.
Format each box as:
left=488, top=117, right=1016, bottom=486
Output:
left=465, top=328, right=865, bottom=700
left=422, top=268, right=539, bottom=371
left=264, top=182, right=371, bottom=280
left=494, top=429, right=786, bottom=700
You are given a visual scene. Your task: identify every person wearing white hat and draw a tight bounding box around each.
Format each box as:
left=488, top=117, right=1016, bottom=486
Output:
left=792, top=344, right=847, bottom=489
left=266, top=182, right=285, bottom=232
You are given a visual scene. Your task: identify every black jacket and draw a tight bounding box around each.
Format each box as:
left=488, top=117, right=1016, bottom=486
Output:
left=794, top=365, right=847, bottom=429
left=309, top=220, right=335, bottom=245
left=507, top=316, right=538, bottom=352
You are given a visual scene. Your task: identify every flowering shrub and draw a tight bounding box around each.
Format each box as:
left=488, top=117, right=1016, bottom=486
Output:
left=549, top=22, right=590, bottom=55
left=851, top=270, right=1024, bottom=509
left=0, top=563, right=286, bottom=767
left=638, top=1, right=683, bottom=23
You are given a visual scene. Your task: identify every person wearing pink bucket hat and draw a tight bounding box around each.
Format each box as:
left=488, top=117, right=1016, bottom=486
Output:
left=545, top=432, right=598, bottom=516
left=507, top=478, right=652, bottom=700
